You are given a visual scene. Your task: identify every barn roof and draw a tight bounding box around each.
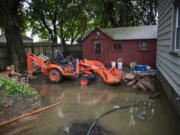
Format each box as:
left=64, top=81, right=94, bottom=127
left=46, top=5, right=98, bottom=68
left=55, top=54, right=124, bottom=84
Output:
left=82, top=25, right=157, bottom=40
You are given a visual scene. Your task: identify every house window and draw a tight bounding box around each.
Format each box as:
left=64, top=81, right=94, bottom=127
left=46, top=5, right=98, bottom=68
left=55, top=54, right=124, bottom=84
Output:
left=175, top=6, right=180, bottom=51
left=113, top=44, right=122, bottom=51
left=95, top=42, right=101, bottom=54
left=139, top=42, right=149, bottom=51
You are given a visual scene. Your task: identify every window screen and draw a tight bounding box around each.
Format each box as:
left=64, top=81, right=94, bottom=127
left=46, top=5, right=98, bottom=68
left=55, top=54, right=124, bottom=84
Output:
left=139, top=42, right=149, bottom=51
left=95, top=42, right=101, bottom=54
left=113, top=44, right=122, bottom=51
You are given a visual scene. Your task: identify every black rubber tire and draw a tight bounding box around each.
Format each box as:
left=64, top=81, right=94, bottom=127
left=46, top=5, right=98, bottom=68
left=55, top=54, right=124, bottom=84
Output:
left=48, top=69, right=63, bottom=83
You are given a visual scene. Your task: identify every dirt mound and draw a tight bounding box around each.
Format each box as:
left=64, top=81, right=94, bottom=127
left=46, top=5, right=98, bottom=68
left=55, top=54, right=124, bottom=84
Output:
left=0, top=94, right=41, bottom=122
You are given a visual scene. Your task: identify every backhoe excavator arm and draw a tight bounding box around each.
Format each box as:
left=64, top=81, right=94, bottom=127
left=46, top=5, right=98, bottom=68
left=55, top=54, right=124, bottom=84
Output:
left=27, top=51, right=48, bottom=75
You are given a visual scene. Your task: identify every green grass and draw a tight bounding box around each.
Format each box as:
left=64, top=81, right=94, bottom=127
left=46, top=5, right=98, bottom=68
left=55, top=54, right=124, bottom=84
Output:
left=0, top=78, right=39, bottom=101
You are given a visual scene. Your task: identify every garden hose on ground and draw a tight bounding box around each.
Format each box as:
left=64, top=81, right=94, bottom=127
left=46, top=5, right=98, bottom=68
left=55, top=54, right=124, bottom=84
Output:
left=86, top=104, right=148, bottom=135
left=0, top=102, right=62, bottom=127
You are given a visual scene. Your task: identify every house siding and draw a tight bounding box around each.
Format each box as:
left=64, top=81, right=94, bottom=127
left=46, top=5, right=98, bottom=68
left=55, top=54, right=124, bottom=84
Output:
left=157, top=0, right=180, bottom=96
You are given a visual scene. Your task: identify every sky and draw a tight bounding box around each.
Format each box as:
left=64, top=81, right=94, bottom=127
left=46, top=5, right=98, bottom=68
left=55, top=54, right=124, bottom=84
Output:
left=26, top=31, right=40, bottom=42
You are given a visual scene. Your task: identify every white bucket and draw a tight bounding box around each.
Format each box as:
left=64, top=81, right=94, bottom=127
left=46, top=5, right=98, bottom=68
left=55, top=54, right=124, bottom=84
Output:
left=118, top=62, right=123, bottom=70
left=118, top=58, right=123, bottom=70
left=111, top=61, right=116, bottom=67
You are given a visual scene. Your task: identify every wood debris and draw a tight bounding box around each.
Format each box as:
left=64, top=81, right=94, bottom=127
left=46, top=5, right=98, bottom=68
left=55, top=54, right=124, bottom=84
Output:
left=149, top=92, right=163, bottom=99
left=124, top=73, right=136, bottom=80
left=123, top=71, right=156, bottom=92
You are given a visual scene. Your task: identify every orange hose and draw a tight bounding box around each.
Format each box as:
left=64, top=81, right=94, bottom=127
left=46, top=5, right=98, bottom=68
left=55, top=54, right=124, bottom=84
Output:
left=0, top=102, right=62, bottom=127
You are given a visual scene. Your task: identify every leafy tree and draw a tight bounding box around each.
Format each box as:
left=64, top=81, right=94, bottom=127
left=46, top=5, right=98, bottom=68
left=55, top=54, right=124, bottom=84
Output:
left=26, top=0, right=158, bottom=47
left=136, top=0, right=158, bottom=25
left=0, top=3, right=27, bottom=34
left=0, top=0, right=26, bottom=72
left=85, top=0, right=158, bottom=28
left=27, top=0, right=86, bottom=46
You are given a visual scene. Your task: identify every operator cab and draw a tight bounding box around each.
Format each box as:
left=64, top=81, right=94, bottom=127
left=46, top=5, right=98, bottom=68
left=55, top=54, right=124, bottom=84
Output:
left=53, top=50, right=77, bottom=72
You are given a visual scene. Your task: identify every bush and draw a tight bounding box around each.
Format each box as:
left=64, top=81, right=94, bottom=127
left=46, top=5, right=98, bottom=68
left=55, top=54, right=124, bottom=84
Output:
left=0, top=78, right=39, bottom=100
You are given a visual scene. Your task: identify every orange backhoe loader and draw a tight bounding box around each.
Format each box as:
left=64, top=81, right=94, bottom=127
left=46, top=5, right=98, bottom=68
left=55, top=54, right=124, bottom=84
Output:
left=27, top=51, right=123, bottom=86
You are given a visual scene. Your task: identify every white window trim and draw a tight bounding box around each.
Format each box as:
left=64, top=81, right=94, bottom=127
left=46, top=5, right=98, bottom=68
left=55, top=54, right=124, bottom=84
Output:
left=175, top=6, right=180, bottom=52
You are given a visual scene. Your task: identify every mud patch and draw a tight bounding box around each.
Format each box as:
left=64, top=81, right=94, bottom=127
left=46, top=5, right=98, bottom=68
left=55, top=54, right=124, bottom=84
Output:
left=28, top=74, right=48, bottom=84
left=0, top=94, right=41, bottom=122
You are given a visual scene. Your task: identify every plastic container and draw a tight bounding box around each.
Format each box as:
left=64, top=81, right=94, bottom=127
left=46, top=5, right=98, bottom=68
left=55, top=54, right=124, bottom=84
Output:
left=117, top=58, right=123, bottom=70
left=135, top=65, right=147, bottom=71
left=129, top=61, right=136, bottom=70
left=118, top=63, right=123, bottom=70
left=111, top=61, right=116, bottom=67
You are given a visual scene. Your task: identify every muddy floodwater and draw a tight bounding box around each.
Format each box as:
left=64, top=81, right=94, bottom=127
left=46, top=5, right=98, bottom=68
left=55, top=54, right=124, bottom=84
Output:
left=1, top=79, right=180, bottom=135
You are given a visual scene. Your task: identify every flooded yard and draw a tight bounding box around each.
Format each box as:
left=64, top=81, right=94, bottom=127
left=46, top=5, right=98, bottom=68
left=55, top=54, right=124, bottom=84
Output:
left=1, top=79, right=180, bottom=135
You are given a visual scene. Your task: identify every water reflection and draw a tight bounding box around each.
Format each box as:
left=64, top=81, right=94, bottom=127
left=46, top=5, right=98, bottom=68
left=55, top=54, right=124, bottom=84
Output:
left=57, top=107, right=64, bottom=119
left=1, top=81, right=179, bottom=135
left=36, top=84, right=118, bottom=105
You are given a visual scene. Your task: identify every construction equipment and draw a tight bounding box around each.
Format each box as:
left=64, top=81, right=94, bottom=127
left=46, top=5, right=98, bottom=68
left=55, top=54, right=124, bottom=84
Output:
left=27, top=51, right=123, bottom=85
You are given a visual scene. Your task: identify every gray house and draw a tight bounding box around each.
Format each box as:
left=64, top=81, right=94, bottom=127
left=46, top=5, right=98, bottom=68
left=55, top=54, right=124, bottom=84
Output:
left=0, top=34, right=33, bottom=43
left=157, top=0, right=180, bottom=116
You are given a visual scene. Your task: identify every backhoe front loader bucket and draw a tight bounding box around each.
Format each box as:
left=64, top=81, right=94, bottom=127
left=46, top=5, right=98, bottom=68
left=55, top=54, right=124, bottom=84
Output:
left=80, top=59, right=124, bottom=84
left=105, top=67, right=124, bottom=84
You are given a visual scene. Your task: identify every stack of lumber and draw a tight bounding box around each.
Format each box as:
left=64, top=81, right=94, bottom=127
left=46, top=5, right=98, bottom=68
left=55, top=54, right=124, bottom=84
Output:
left=123, top=72, right=156, bottom=91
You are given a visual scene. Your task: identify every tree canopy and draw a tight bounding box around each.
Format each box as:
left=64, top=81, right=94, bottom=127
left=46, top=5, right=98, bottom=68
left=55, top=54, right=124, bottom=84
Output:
left=25, top=0, right=158, bottom=44
left=26, top=0, right=86, bottom=45
left=86, top=0, right=158, bottom=28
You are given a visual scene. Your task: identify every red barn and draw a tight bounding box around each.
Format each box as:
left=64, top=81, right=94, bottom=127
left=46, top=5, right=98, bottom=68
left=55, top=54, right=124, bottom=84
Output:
left=81, top=25, right=157, bottom=67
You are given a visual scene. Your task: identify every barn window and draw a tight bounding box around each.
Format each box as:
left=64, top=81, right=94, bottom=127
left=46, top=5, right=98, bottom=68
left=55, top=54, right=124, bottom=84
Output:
left=139, top=42, right=149, bottom=51
left=95, top=42, right=101, bottom=54
left=113, top=44, right=122, bottom=51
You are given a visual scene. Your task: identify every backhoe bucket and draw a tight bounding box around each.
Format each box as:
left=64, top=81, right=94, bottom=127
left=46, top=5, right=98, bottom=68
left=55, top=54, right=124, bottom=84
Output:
left=105, top=67, right=124, bottom=84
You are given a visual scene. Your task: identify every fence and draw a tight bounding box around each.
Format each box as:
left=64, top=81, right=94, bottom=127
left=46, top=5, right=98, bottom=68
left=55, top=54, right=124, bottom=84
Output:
left=0, top=43, right=82, bottom=70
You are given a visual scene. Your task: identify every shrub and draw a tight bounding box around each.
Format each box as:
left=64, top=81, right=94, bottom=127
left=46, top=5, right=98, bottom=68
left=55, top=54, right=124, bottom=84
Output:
left=0, top=78, right=39, bottom=100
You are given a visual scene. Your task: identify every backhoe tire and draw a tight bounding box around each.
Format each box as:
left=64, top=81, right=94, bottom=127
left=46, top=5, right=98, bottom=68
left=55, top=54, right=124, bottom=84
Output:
left=48, top=69, right=63, bottom=83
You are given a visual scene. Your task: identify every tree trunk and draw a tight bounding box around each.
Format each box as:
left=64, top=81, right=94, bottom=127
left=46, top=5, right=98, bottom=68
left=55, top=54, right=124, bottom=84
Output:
left=61, top=37, right=67, bottom=56
left=52, top=20, right=58, bottom=44
left=0, top=0, right=26, bottom=73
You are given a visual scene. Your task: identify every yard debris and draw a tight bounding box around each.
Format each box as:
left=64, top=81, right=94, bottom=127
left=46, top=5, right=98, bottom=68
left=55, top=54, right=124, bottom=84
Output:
left=134, top=70, right=156, bottom=77
left=6, top=65, right=21, bottom=77
left=149, top=92, right=163, bottom=99
left=136, top=79, right=149, bottom=91
left=123, top=71, right=156, bottom=92
left=0, top=65, right=28, bottom=84
left=124, top=73, right=136, bottom=80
